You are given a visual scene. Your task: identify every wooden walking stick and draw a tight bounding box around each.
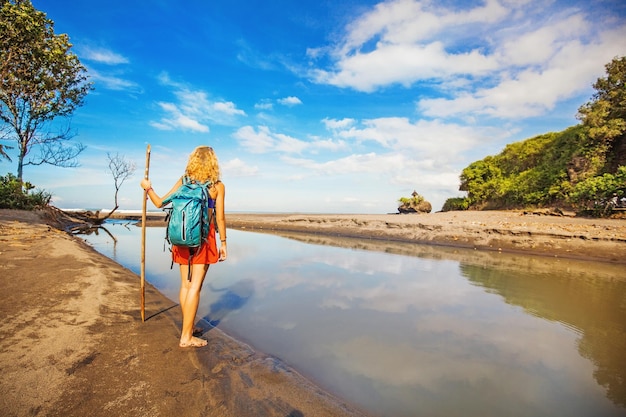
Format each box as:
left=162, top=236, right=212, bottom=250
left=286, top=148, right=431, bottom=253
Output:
left=141, top=144, right=151, bottom=322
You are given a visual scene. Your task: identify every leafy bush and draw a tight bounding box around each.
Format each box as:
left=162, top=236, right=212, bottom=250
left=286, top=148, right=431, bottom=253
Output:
left=0, top=173, right=52, bottom=209
left=568, top=166, right=626, bottom=215
left=459, top=126, right=589, bottom=209
left=442, top=197, right=469, bottom=212
left=398, top=191, right=431, bottom=213
left=398, top=194, right=424, bottom=206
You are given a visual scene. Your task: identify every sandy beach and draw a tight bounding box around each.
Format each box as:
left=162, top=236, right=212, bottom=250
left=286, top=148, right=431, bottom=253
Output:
left=1, top=208, right=625, bottom=417
left=226, top=211, right=626, bottom=264
left=0, top=209, right=368, bottom=417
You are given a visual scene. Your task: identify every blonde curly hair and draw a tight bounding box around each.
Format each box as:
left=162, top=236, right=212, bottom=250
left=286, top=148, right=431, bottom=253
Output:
left=184, top=146, right=221, bottom=184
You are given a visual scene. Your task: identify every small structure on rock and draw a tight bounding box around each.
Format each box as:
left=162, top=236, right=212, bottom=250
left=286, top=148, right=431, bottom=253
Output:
left=398, top=190, right=432, bottom=214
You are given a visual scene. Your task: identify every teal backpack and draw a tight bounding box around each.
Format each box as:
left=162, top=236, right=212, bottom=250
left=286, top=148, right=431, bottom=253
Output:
left=162, top=176, right=216, bottom=276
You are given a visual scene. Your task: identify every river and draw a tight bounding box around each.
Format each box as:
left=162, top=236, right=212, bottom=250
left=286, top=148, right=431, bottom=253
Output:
left=80, top=220, right=626, bottom=417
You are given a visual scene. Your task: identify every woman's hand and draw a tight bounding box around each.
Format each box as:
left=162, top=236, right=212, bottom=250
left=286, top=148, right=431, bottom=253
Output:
left=219, top=244, right=227, bottom=261
left=140, top=178, right=151, bottom=190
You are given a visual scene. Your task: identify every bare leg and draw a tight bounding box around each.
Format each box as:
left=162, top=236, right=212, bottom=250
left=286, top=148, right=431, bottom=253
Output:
left=179, top=265, right=203, bottom=336
left=179, top=263, right=209, bottom=347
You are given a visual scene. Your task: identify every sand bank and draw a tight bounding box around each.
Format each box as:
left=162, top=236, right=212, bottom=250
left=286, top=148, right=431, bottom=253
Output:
left=0, top=209, right=368, bottom=417
left=226, top=211, right=626, bottom=264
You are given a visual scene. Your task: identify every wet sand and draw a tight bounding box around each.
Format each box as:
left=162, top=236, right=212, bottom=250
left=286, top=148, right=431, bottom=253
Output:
left=0, top=209, right=368, bottom=417
left=226, top=211, right=626, bottom=264
left=1, top=208, right=624, bottom=417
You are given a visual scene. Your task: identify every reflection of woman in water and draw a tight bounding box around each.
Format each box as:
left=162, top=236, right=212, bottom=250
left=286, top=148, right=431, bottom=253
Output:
left=203, top=280, right=254, bottom=327
left=141, top=146, right=227, bottom=347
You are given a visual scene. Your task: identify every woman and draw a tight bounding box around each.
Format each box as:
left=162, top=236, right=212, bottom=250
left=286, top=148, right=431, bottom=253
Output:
left=141, top=146, right=227, bottom=347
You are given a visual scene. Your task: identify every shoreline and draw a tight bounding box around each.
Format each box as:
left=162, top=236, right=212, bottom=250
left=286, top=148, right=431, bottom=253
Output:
left=116, top=209, right=626, bottom=263
left=0, top=209, right=368, bottom=417
left=225, top=211, right=626, bottom=264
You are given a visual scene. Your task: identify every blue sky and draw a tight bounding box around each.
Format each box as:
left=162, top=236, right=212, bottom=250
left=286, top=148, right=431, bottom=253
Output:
left=6, top=0, right=626, bottom=213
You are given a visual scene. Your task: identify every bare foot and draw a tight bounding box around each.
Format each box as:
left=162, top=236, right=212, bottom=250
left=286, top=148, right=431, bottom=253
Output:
left=179, top=336, right=208, bottom=348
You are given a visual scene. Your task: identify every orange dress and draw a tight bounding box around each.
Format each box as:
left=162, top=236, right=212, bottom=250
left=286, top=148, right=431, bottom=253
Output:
left=171, top=223, right=218, bottom=264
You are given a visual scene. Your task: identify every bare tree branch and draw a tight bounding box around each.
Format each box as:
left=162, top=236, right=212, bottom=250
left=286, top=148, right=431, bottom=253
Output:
left=100, top=152, right=136, bottom=220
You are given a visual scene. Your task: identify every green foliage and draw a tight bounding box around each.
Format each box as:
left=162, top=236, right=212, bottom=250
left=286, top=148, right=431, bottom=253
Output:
left=577, top=56, right=626, bottom=147
left=398, top=193, right=424, bottom=205
left=442, top=197, right=469, bottom=212
left=457, top=56, right=626, bottom=215
left=459, top=156, right=504, bottom=207
left=0, top=172, right=51, bottom=209
left=397, top=191, right=431, bottom=213
left=568, top=166, right=626, bottom=214
left=459, top=127, right=587, bottom=209
left=0, top=0, right=92, bottom=179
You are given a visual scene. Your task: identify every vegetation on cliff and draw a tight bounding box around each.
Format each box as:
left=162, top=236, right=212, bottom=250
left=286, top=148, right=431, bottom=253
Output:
left=448, top=56, right=626, bottom=216
left=398, top=191, right=432, bottom=213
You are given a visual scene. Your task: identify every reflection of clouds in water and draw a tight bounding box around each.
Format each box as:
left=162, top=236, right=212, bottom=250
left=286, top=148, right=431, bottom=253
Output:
left=273, top=270, right=308, bottom=291
left=319, top=297, right=351, bottom=310
left=237, top=246, right=481, bottom=315
left=275, top=321, right=297, bottom=331
left=306, top=250, right=437, bottom=276
left=247, top=247, right=475, bottom=314
left=85, top=227, right=625, bottom=416
left=318, top=260, right=473, bottom=314
left=323, top=313, right=596, bottom=406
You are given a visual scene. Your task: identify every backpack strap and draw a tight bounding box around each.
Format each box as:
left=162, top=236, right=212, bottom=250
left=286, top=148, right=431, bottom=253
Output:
left=186, top=248, right=196, bottom=281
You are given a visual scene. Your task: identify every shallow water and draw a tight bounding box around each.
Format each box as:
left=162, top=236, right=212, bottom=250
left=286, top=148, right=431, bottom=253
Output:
left=81, top=221, right=626, bottom=417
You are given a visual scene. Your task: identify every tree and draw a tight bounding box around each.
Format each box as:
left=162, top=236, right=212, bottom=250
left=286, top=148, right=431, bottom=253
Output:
left=101, top=152, right=136, bottom=220
left=459, top=157, right=503, bottom=206
left=0, top=141, right=12, bottom=161
left=577, top=56, right=626, bottom=172
left=578, top=56, right=626, bottom=139
left=0, top=0, right=92, bottom=180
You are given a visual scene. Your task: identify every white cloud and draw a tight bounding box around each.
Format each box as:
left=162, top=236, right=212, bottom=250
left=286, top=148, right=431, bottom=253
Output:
left=213, top=101, right=247, bottom=116
left=233, top=125, right=347, bottom=155
left=221, top=157, right=259, bottom=177
left=87, top=68, right=139, bottom=91
left=310, top=0, right=626, bottom=119
left=283, top=152, right=406, bottom=175
left=337, top=117, right=508, bottom=161
left=278, top=96, right=303, bottom=106
left=323, top=117, right=356, bottom=130
left=81, top=47, right=136, bottom=91
left=255, top=101, right=274, bottom=110
left=230, top=115, right=512, bottom=210
left=311, top=0, right=511, bottom=91
left=150, top=102, right=210, bottom=132
left=496, top=13, right=587, bottom=66
left=81, top=47, right=129, bottom=65
left=307, top=137, right=349, bottom=153
left=274, top=132, right=309, bottom=153
left=312, top=42, right=498, bottom=92
left=233, top=126, right=277, bottom=153
left=151, top=78, right=246, bottom=132
left=336, top=0, right=510, bottom=63
left=419, top=24, right=626, bottom=118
